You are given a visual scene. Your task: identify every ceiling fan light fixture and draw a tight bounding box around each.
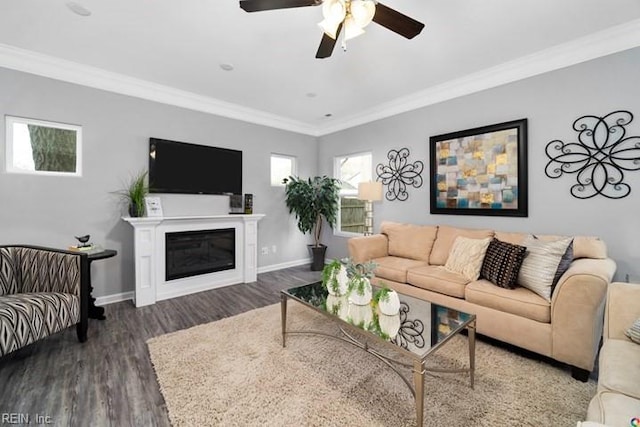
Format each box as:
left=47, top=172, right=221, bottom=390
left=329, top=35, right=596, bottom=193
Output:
left=343, top=15, right=365, bottom=41
left=321, top=0, right=346, bottom=22
left=318, top=18, right=342, bottom=39
left=319, top=0, right=346, bottom=39
left=349, top=0, right=375, bottom=28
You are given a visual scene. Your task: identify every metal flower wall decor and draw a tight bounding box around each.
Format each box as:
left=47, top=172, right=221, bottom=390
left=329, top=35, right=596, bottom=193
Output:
left=376, top=148, right=424, bottom=201
left=545, top=110, right=640, bottom=199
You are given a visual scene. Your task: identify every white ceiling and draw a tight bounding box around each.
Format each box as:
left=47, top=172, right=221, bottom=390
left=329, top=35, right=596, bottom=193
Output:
left=1, top=0, right=639, bottom=136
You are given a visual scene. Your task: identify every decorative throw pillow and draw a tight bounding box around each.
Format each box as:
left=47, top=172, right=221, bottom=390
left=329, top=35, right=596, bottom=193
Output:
left=626, top=318, right=640, bottom=344
left=480, top=238, right=527, bottom=289
left=517, top=235, right=573, bottom=301
left=444, top=236, right=492, bottom=281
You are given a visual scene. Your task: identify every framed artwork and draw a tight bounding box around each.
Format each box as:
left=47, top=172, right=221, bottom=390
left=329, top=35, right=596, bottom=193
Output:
left=429, top=119, right=528, bottom=217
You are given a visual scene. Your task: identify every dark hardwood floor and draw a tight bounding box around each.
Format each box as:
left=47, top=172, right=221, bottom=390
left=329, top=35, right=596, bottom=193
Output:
left=0, top=266, right=321, bottom=427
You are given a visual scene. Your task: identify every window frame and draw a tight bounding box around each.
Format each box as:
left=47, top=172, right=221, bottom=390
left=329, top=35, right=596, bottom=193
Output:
left=5, top=115, right=83, bottom=177
left=333, top=151, right=372, bottom=238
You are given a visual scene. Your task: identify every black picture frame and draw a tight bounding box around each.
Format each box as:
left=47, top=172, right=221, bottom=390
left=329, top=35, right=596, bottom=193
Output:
left=429, top=119, right=528, bottom=217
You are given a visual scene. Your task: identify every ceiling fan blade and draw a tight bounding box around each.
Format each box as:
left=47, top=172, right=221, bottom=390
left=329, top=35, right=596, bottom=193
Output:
left=239, top=0, right=321, bottom=12
left=372, top=2, right=425, bottom=39
left=315, top=23, right=343, bottom=59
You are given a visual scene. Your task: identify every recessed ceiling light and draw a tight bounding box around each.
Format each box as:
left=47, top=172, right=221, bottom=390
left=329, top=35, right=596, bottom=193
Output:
left=219, top=63, right=234, bottom=71
left=66, top=2, right=92, bottom=16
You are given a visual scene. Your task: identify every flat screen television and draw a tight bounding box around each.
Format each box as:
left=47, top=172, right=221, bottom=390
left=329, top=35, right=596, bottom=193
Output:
left=149, top=138, right=242, bottom=195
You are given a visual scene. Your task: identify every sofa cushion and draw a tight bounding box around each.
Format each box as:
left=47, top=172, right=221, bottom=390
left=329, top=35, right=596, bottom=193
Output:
left=493, top=231, right=527, bottom=245
left=406, top=265, right=469, bottom=298
left=480, top=238, right=527, bottom=289
left=0, top=292, right=80, bottom=356
left=429, top=225, right=494, bottom=266
left=372, top=256, right=429, bottom=284
left=465, top=280, right=551, bottom=323
left=444, top=236, right=492, bottom=281
left=572, top=236, right=607, bottom=259
left=587, top=390, right=640, bottom=426
left=380, top=222, right=438, bottom=262
left=517, top=235, right=573, bottom=302
left=598, top=339, right=640, bottom=399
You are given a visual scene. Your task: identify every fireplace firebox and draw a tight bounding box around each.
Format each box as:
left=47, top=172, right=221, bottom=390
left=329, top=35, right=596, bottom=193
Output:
left=165, top=228, right=235, bottom=281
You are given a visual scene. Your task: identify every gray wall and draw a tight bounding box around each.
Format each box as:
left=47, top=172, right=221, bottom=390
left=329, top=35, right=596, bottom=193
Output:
left=0, top=67, right=317, bottom=300
left=318, top=47, right=640, bottom=282
left=2, top=46, right=639, bottom=301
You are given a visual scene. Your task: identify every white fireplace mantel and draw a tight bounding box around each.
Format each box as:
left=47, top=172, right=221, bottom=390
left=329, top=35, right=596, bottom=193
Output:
left=123, top=214, right=264, bottom=307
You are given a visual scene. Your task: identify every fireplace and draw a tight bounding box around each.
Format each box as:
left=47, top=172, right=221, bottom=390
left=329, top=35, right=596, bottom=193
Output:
left=165, top=228, right=235, bottom=281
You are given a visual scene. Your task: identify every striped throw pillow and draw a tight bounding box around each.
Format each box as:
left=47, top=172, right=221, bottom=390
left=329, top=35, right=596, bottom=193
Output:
left=626, top=318, right=640, bottom=344
left=517, top=235, right=573, bottom=301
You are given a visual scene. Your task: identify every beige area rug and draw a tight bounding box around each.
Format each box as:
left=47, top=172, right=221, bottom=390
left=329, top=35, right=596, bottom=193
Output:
left=147, top=303, right=595, bottom=427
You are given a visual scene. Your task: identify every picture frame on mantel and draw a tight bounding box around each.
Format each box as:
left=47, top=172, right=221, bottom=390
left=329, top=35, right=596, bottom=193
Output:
left=429, top=118, right=528, bottom=217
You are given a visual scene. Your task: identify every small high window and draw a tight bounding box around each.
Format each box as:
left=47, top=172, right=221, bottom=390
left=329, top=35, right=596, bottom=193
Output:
left=5, top=116, right=82, bottom=177
left=271, top=153, right=297, bottom=186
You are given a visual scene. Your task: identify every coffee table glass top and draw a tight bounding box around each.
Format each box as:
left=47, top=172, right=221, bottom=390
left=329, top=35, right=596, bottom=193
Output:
left=283, top=281, right=475, bottom=359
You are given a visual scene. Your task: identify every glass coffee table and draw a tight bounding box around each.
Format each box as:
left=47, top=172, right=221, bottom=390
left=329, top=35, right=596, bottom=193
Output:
left=281, top=281, right=476, bottom=427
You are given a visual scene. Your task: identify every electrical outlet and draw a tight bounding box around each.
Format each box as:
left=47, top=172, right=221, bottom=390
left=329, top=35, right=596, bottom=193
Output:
left=261, top=247, right=268, bottom=255
left=272, top=245, right=277, bottom=254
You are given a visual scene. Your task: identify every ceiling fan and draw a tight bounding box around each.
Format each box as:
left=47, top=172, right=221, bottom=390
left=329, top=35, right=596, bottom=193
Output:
left=239, top=0, right=425, bottom=58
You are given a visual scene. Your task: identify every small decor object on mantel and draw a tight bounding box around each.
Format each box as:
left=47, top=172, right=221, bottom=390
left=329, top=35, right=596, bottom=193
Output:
left=545, top=110, right=640, bottom=199
left=376, top=148, right=424, bottom=202
left=115, top=170, right=149, bottom=217
left=144, top=196, right=163, bottom=217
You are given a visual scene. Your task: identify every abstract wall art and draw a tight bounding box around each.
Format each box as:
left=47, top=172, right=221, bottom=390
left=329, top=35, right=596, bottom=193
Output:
left=429, top=119, right=528, bottom=217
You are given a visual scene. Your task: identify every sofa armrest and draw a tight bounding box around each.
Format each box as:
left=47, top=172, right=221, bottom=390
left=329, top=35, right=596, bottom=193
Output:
left=604, top=281, right=640, bottom=341
left=550, top=258, right=616, bottom=371
left=348, top=235, right=389, bottom=264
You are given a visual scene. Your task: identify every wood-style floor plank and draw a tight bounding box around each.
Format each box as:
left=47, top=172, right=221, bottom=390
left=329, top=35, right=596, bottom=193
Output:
left=0, top=266, right=321, bottom=427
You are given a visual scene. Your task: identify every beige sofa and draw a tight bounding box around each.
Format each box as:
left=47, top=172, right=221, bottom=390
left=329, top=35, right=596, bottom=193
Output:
left=348, top=221, right=617, bottom=379
left=581, top=282, right=640, bottom=426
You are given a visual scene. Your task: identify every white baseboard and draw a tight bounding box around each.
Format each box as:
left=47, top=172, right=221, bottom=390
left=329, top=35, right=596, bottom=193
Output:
left=94, top=259, right=312, bottom=306
left=95, top=291, right=134, bottom=306
left=257, top=258, right=312, bottom=274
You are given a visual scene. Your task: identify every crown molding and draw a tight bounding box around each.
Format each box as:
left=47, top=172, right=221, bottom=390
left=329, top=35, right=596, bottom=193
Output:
left=316, top=18, right=640, bottom=136
left=0, top=43, right=319, bottom=136
left=0, top=18, right=639, bottom=138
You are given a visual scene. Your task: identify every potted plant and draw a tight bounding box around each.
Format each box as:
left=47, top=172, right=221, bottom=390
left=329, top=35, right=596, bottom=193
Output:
left=117, top=171, right=149, bottom=217
left=283, top=175, right=340, bottom=270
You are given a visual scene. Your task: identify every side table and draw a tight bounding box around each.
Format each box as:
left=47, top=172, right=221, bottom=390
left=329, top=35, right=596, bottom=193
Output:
left=86, top=249, right=117, bottom=320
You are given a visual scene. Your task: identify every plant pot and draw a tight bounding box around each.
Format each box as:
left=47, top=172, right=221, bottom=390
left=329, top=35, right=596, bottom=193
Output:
left=378, top=290, right=401, bottom=315
left=309, top=244, right=327, bottom=271
left=348, top=276, right=372, bottom=305
left=128, top=203, right=144, bottom=218
left=326, top=265, right=349, bottom=296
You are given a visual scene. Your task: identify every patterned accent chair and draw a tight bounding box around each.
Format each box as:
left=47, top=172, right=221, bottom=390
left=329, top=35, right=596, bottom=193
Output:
left=0, top=245, right=89, bottom=357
